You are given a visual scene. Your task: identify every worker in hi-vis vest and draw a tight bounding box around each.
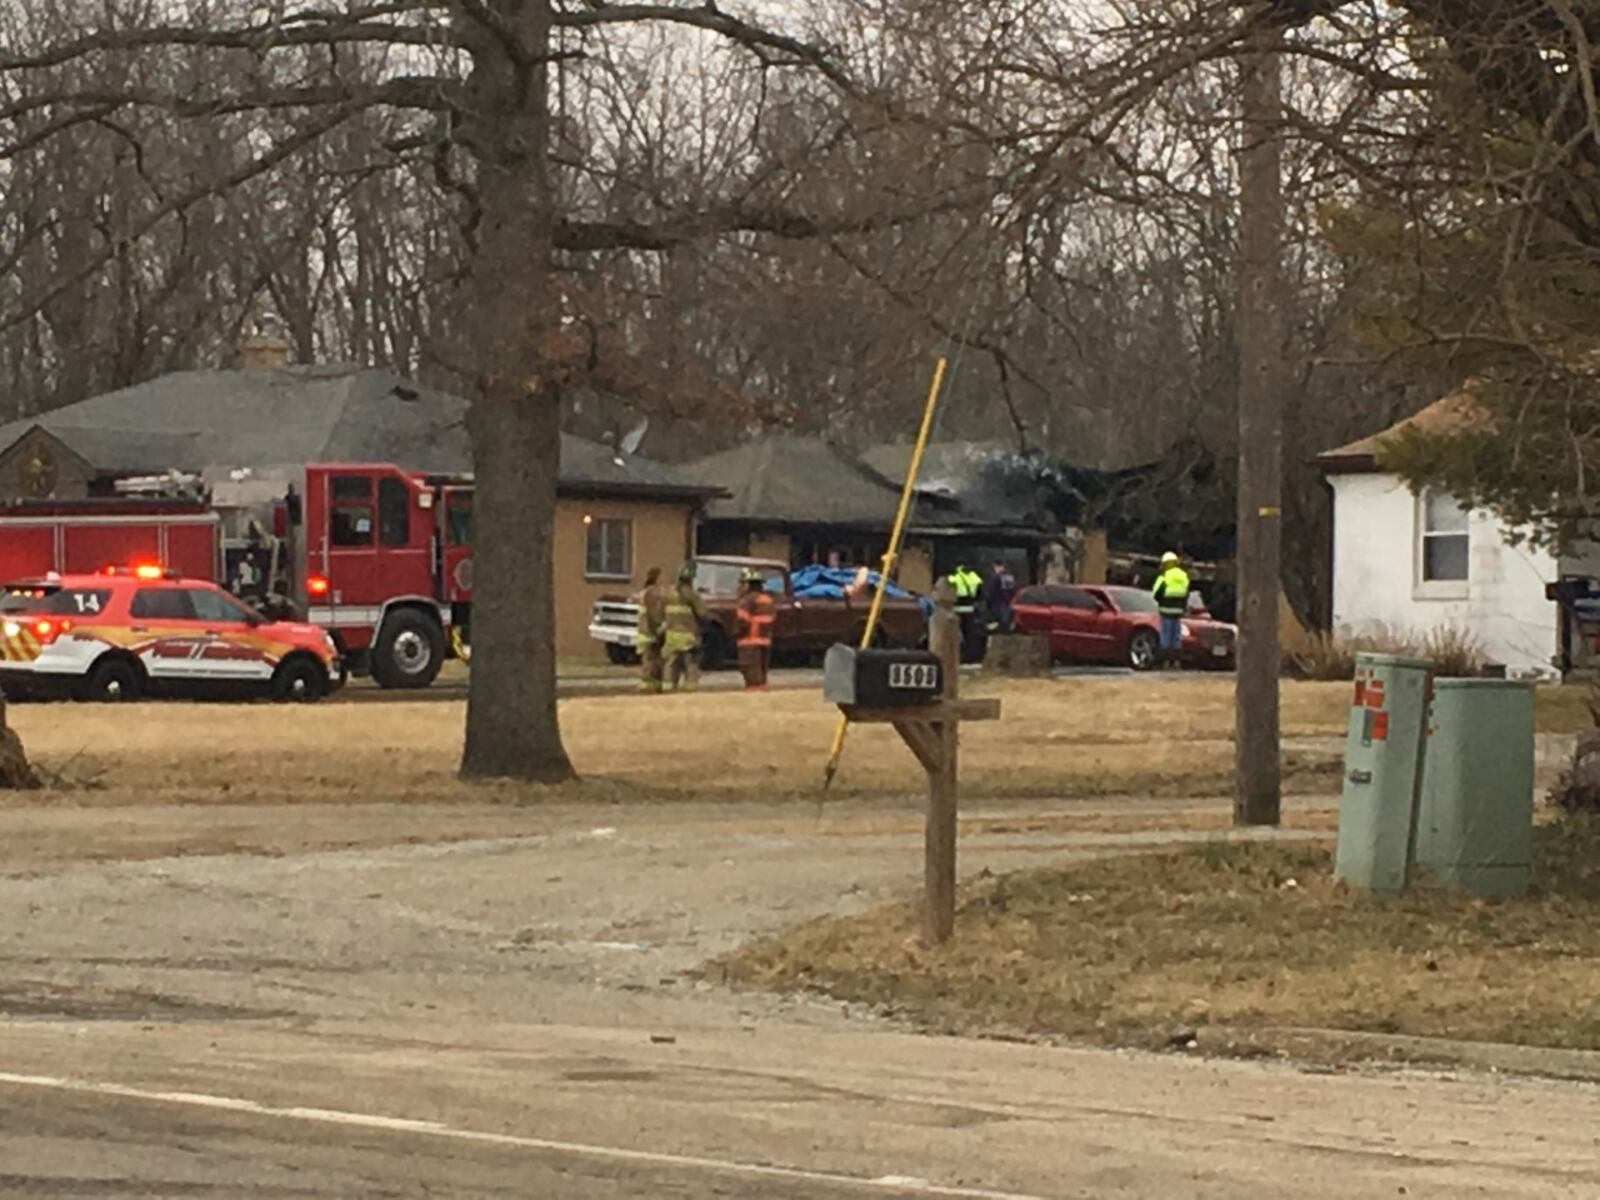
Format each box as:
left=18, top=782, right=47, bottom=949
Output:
left=1151, top=551, right=1191, bottom=670
left=947, top=563, right=983, bottom=661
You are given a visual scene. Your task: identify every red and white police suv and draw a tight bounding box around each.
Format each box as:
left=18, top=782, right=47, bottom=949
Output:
left=0, top=566, right=342, bottom=702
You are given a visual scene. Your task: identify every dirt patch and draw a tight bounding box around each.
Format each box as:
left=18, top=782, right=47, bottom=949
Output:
left=718, top=814, right=1600, bottom=1055
left=0, top=980, right=282, bottom=1022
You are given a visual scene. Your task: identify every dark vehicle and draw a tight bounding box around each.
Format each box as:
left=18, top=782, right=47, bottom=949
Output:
left=1011, top=584, right=1236, bottom=671
left=589, top=555, right=926, bottom=669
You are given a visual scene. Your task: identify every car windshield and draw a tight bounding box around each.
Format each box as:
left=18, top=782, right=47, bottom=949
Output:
left=1107, top=588, right=1158, bottom=614
left=693, top=562, right=783, bottom=596
left=188, top=586, right=255, bottom=623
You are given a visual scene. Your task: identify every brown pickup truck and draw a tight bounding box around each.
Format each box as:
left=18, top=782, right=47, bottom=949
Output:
left=588, top=555, right=927, bottom=669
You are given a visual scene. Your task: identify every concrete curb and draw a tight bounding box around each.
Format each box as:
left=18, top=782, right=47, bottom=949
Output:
left=1202, top=1025, right=1600, bottom=1083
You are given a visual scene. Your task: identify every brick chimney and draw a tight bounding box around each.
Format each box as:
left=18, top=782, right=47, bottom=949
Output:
left=236, top=332, right=292, bottom=370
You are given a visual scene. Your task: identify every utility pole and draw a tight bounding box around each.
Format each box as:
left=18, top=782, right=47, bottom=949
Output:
left=1234, top=23, right=1285, bottom=827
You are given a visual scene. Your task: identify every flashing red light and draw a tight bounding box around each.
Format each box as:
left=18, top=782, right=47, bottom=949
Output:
left=307, top=574, right=331, bottom=598
left=32, top=618, right=71, bottom=644
left=133, top=563, right=164, bottom=580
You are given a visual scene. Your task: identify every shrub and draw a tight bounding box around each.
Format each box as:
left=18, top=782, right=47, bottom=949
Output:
left=1417, top=624, right=1488, bottom=678
left=1284, top=624, right=1487, bottom=681
left=1549, top=731, right=1600, bottom=813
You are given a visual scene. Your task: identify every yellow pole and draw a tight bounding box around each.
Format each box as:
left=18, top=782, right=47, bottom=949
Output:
left=822, top=355, right=948, bottom=789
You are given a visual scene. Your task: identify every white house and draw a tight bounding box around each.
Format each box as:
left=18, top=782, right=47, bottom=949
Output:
left=1319, top=396, right=1564, bottom=678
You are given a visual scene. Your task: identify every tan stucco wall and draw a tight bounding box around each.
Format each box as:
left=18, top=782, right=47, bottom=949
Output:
left=1079, top=529, right=1109, bottom=584
left=553, top=497, right=696, bottom=661
left=899, top=542, right=934, bottom=594
left=748, top=530, right=792, bottom=564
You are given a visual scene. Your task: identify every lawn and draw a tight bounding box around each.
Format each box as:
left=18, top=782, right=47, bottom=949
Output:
left=717, top=815, right=1600, bottom=1055
left=3, top=675, right=1588, bottom=808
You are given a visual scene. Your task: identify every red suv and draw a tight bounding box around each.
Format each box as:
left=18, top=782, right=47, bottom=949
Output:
left=1011, top=584, right=1237, bottom=671
left=0, top=569, right=343, bottom=701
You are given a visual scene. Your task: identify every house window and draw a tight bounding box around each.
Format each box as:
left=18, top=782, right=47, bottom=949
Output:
left=1420, top=490, right=1470, bottom=584
left=585, top=518, right=632, bottom=579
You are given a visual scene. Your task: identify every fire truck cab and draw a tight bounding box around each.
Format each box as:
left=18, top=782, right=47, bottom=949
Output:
left=209, top=463, right=473, bottom=688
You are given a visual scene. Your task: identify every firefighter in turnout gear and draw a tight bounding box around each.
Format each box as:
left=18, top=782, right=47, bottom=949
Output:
left=735, top=569, right=776, bottom=690
left=1151, top=550, right=1191, bottom=669
left=664, top=562, right=709, bottom=692
left=635, top=566, right=667, bottom=692
left=947, top=563, right=983, bottom=662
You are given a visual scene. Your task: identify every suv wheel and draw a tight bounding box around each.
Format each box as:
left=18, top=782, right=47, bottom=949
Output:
left=371, top=609, right=445, bottom=689
left=85, top=656, right=141, bottom=702
left=273, top=657, right=328, bottom=703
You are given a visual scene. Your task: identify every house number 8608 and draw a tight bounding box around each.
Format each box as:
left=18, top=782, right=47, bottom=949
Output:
left=887, top=662, right=938, bottom=690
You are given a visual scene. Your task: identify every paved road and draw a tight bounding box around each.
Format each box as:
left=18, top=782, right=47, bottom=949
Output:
left=1, top=798, right=1597, bottom=1197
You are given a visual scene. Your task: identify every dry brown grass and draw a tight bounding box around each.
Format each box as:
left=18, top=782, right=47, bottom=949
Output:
left=3, top=675, right=1586, bottom=808
left=718, top=816, right=1600, bottom=1053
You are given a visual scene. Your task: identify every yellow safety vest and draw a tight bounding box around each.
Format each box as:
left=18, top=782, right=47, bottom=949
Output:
left=1153, top=566, right=1190, bottom=616
left=949, top=569, right=981, bottom=613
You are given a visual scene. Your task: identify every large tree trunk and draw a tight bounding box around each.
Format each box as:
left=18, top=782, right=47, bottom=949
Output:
left=458, top=0, right=575, bottom=783
left=0, top=695, right=40, bottom=790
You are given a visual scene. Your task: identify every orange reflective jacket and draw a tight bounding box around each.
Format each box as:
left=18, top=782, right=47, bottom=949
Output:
left=737, top=591, right=776, bottom=647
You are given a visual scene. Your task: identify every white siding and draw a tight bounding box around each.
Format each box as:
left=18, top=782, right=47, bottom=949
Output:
left=1329, top=472, right=1559, bottom=676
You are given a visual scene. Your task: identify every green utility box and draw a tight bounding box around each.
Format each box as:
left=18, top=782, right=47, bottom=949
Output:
left=1415, top=678, right=1535, bottom=898
left=1334, top=653, right=1432, bottom=892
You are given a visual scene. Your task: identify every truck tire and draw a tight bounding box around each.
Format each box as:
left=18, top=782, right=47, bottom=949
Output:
left=851, top=622, right=889, bottom=650
left=700, top=625, right=731, bottom=672
left=605, top=642, right=639, bottom=666
left=371, top=608, right=446, bottom=689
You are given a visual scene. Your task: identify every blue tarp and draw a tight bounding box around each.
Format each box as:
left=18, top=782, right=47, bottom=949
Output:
left=790, top=566, right=934, bottom=618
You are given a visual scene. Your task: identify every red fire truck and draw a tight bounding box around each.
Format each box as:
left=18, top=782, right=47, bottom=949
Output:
left=0, top=462, right=474, bottom=688
left=0, top=498, right=221, bottom=584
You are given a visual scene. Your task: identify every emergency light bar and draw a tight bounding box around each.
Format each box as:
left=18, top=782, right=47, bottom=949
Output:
left=98, top=563, right=180, bottom=580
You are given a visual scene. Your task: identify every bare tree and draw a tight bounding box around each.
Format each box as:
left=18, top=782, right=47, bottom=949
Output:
left=0, top=0, right=1012, bottom=782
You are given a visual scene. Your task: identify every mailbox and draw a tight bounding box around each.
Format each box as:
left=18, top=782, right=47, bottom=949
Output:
left=824, top=645, right=943, bottom=707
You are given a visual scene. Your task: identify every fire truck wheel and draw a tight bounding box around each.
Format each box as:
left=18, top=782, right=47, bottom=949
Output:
left=604, top=643, right=638, bottom=666
left=372, top=609, right=446, bottom=689
left=273, top=656, right=328, bottom=703
left=84, top=656, right=142, bottom=703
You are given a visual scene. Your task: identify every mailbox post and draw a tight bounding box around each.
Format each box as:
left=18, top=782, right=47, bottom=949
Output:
left=823, top=582, right=999, bottom=944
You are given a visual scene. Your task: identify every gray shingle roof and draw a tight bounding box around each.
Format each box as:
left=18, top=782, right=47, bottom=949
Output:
left=0, top=365, right=713, bottom=497
left=680, top=436, right=905, bottom=526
